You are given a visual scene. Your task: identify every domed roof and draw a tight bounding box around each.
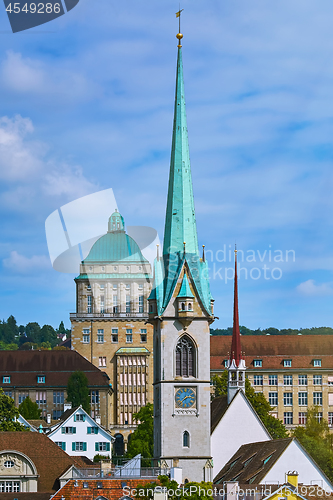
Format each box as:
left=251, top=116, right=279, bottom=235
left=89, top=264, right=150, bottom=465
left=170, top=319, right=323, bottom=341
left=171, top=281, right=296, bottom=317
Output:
left=83, top=211, right=148, bottom=264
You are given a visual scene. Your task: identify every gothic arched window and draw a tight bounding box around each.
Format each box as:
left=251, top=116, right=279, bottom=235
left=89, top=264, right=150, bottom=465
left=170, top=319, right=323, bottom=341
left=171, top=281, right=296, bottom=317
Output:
left=176, top=336, right=195, bottom=377
left=183, top=431, right=190, bottom=447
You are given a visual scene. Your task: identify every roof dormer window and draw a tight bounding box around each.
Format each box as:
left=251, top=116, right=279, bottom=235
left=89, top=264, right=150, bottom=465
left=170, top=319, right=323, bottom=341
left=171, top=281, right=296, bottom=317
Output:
left=3, top=376, right=10, bottom=384
left=314, top=359, right=322, bottom=367
left=254, top=360, right=262, bottom=368
left=37, top=375, right=45, bottom=384
left=283, top=359, right=292, bottom=367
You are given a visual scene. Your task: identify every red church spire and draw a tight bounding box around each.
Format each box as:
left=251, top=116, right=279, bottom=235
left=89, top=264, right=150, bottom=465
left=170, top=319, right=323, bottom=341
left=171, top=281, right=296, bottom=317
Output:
left=230, top=246, right=242, bottom=366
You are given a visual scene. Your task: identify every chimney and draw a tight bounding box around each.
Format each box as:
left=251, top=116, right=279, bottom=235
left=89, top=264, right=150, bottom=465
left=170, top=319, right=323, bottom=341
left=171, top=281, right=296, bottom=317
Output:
left=224, top=482, right=239, bottom=500
left=47, top=414, right=51, bottom=424
left=287, top=471, right=298, bottom=488
left=64, top=403, right=72, bottom=411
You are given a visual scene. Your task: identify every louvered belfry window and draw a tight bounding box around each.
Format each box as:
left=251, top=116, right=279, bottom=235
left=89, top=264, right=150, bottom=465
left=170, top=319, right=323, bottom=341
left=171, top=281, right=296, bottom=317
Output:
left=176, top=336, right=195, bottom=377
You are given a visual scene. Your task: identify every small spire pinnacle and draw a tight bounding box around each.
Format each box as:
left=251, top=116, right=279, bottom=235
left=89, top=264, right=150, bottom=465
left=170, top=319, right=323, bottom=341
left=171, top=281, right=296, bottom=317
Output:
left=183, top=241, right=186, bottom=255
left=202, top=245, right=205, bottom=262
left=176, top=8, right=184, bottom=47
left=157, top=244, right=160, bottom=262
left=230, top=245, right=242, bottom=366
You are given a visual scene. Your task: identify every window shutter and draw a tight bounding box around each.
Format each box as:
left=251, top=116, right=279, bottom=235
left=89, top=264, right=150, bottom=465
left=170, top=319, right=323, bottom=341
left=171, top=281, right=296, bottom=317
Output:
left=73, top=427, right=76, bottom=434
left=95, top=442, right=99, bottom=451
left=61, top=428, right=65, bottom=434
left=87, top=427, right=91, bottom=434
left=73, top=415, right=76, bottom=422
left=106, top=442, right=110, bottom=451
left=72, top=442, right=75, bottom=451
left=83, top=415, right=86, bottom=422
left=83, top=442, right=87, bottom=452
left=62, top=442, right=66, bottom=451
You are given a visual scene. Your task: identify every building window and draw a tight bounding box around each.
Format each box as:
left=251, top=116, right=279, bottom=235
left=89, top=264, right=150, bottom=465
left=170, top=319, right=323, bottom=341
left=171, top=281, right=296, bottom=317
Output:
left=283, top=393, right=293, bottom=406
left=83, top=328, right=90, bottom=343
left=113, top=295, right=118, bottom=313
left=18, top=393, right=28, bottom=404
left=328, top=377, right=333, bottom=386
left=53, top=391, right=64, bottom=405
left=328, top=412, right=333, bottom=426
left=139, top=295, right=144, bottom=313
left=284, top=412, right=293, bottom=425
left=87, top=283, right=91, bottom=290
left=97, top=329, right=104, bottom=343
left=269, top=375, right=277, bottom=386
left=313, top=375, right=322, bottom=385
left=37, top=376, right=45, bottom=384
left=74, top=414, right=85, bottom=422
left=298, top=374, right=308, bottom=386
left=284, top=375, right=293, bottom=386
left=283, top=359, right=292, bottom=367
left=138, top=283, right=143, bottom=290
left=140, top=329, right=147, bottom=343
left=314, top=359, right=322, bottom=367
left=254, top=360, right=262, bottom=368
left=87, top=295, right=92, bottom=313
left=113, top=284, right=117, bottom=290
left=53, top=410, right=62, bottom=419
left=91, top=390, right=99, bottom=404
left=315, top=412, right=323, bottom=423
left=126, top=294, right=131, bottom=313
left=126, top=329, right=133, bottom=343
left=175, top=336, right=195, bottom=377
left=100, top=283, right=105, bottom=289
left=87, top=426, right=98, bottom=434
left=183, top=431, right=190, bottom=448
left=0, top=482, right=20, bottom=493
left=36, top=391, right=46, bottom=405
left=299, top=412, right=307, bottom=425
left=72, top=442, right=87, bottom=452
left=100, top=295, right=105, bottom=313
left=95, top=442, right=110, bottom=451
left=268, top=392, right=278, bottom=406
left=298, top=392, right=308, bottom=406
left=62, top=427, right=76, bottom=434
left=2, top=376, right=10, bottom=384
left=4, top=391, right=12, bottom=398
left=55, top=442, right=66, bottom=451
left=224, top=359, right=230, bottom=368
left=313, top=392, right=323, bottom=405
left=112, top=335, right=118, bottom=343
left=99, top=357, right=106, bottom=367
left=253, top=375, right=263, bottom=386
left=4, top=461, right=14, bottom=468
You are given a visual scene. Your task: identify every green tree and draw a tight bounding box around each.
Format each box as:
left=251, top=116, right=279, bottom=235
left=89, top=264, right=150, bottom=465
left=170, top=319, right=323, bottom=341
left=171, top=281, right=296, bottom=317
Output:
left=127, top=403, right=154, bottom=459
left=24, top=322, right=41, bottom=344
left=0, top=389, right=26, bottom=431
left=135, top=476, right=213, bottom=500
left=19, top=396, right=41, bottom=419
left=293, top=407, right=333, bottom=481
left=66, top=371, right=90, bottom=413
left=40, top=325, right=58, bottom=347
left=211, top=371, right=287, bottom=439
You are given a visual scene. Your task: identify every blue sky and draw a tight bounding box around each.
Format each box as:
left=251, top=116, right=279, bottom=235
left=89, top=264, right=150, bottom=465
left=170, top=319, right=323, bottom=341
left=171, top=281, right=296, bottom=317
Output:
left=0, top=0, right=333, bottom=330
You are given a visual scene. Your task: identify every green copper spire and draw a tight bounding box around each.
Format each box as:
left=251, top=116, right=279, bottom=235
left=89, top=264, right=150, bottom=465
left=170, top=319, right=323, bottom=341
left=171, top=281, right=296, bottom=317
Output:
left=163, top=45, right=199, bottom=257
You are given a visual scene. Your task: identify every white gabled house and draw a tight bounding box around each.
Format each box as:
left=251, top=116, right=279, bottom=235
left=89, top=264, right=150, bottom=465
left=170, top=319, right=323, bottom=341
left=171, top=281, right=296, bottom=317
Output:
left=47, top=406, right=114, bottom=460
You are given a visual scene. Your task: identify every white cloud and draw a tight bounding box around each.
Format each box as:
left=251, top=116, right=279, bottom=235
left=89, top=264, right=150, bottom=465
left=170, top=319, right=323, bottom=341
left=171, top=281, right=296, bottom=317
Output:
left=3, top=251, right=50, bottom=274
left=0, top=114, right=98, bottom=210
left=296, top=279, right=333, bottom=296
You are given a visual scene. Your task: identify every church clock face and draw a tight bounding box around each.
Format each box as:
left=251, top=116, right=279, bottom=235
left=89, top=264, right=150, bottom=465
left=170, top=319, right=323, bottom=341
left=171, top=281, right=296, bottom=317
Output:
left=175, top=387, right=196, bottom=409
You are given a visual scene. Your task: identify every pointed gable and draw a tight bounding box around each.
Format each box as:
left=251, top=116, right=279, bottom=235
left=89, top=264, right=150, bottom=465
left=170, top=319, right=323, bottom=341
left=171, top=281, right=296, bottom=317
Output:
left=211, top=391, right=271, bottom=479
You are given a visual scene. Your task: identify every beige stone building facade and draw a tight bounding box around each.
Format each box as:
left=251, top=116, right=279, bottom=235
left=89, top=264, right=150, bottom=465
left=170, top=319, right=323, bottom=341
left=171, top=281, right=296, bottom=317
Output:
left=71, top=211, right=153, bottom=452
left=211, top=334, right=333, bottom=431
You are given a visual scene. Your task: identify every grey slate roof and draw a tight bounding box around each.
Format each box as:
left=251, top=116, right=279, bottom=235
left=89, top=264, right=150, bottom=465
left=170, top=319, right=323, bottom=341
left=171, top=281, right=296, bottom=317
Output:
left=214, top=438, right=293, bottom=484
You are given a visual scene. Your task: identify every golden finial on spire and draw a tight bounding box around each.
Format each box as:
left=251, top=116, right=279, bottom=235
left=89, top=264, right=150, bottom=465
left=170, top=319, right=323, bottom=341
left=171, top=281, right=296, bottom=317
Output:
left=234, top=243, right=237, bottom=255
left=176, top=8, right=184, bottom=47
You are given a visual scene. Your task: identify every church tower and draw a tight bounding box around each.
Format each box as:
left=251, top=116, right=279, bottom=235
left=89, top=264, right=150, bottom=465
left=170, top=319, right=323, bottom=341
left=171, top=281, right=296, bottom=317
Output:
left=227, top=248, right=246, bottom=404
left=148, top=29, right=214, bottom=482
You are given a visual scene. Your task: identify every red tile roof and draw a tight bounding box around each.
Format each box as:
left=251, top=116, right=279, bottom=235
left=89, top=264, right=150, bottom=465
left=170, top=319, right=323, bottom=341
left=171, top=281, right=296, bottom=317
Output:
left=211, top=335, right=333, bottom=370
left=51, top=478, right=160, bottom=500
left=0, top=432, right=76, bottom=492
